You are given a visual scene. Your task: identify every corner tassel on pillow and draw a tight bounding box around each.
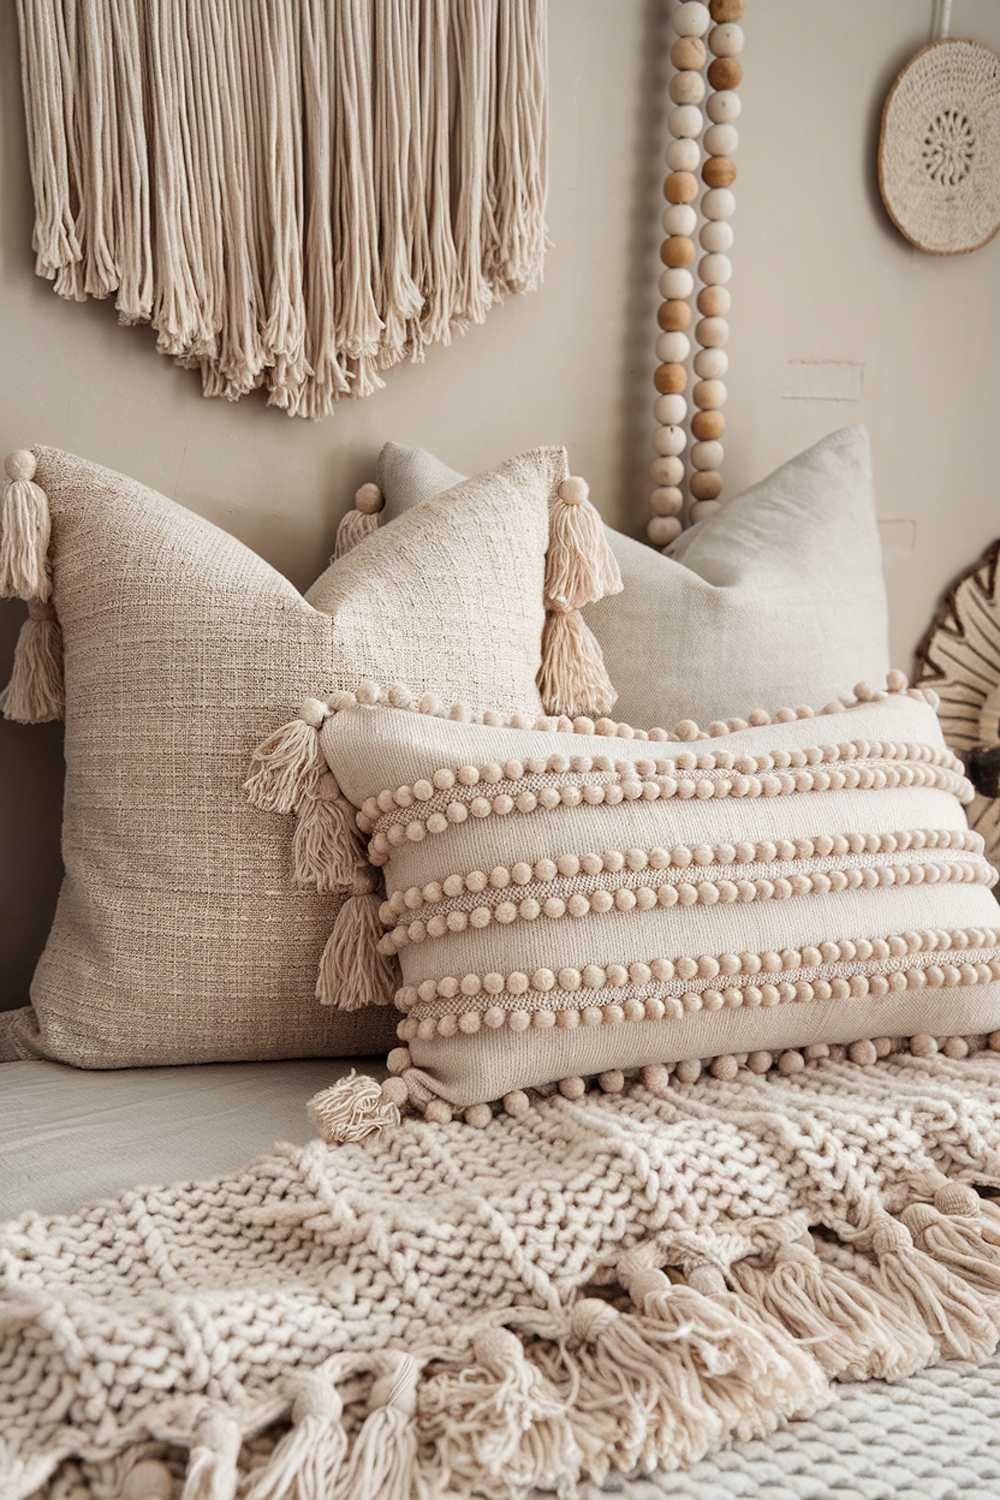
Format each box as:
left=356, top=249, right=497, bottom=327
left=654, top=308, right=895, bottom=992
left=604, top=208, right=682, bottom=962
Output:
left=244, top=699, right=329, bottom=814
left=1, top=600, right=64, bottom=723
left=333, top=483, right=383, bottom=560
left=316, top=878, right=401, bottom=1008
left=293, top=772, right=367, bottom=890
left=308, top=1071, right=402, bottom=1144
left=0, top=450, right=51, bottom=602
left=538, top=607, right=617, bottom=717
left=544, top=476, right=622, bottom=611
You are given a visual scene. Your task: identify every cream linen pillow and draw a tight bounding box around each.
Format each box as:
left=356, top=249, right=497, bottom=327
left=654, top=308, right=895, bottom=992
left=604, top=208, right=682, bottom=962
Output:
left=316, top=673, right=1000, bottom=1119
left=372, top=426, right=891, bottom=728
left=0, top=445, right=560, bottom=1067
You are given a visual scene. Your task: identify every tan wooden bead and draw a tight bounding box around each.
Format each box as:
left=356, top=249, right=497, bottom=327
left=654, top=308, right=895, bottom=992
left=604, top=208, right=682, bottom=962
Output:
left=710, top=0, right=744, bottom=18
left=664, top=171, right=699, bottom=205
left=654, top=362, right=688, bottom=395
left=697, top=284, right=731, bottom=317
left=708, top=57, right=742, bottom=90
left=670, top=36, right=706, bottom=70
left=658, top=300, right=692, bottom=332
left=703, top=156, right=737, bottom=189
left=694, top=377, right=727, bottom=409
left=660, top=236, right=695, bottom=268
left=690, top=469, right=723, bottom=500
left=695, top=316, right=728, bottom=348
left=692, top=409, right=725, bottom=440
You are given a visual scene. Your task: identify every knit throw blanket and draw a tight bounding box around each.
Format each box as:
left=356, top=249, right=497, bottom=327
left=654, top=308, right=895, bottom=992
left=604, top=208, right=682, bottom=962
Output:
left=8, top=1046, right=1000, bottom=1500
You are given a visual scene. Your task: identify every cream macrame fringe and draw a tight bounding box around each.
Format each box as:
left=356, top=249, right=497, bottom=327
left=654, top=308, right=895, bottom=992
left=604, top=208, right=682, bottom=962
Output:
left=12, top=1050, right=1000, bottom=1498
left=15, top=0, right=549, bottom=418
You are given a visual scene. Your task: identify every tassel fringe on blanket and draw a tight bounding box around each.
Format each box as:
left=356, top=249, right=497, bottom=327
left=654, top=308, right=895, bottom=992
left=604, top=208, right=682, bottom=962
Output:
left=11, top=1048, right=1000, bottom=1497
left=14, top=0, right=549, bottom=418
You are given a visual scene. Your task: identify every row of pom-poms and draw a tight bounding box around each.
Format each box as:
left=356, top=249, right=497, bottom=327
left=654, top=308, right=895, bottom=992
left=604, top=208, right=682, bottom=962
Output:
left=318, top=668, right=932, bottom=745
left=308, top=1031, right=1000, bottom=1137
left=652, top=0, right=743, bottom=546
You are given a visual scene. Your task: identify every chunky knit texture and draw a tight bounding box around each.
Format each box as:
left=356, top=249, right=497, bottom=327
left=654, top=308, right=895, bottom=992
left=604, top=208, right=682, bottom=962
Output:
left=9, top=1047, right=1000, bottom=1498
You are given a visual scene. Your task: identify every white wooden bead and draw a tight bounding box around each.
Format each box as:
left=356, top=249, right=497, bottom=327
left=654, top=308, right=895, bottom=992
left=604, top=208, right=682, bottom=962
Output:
left=702, top=188, right=736, bottom=220
left=655, top=393, right=687, bottom=425
left=710, top=22, right=744, bottom=56
left=650, top=485, right=683, bottom=516
left=692, top=440, right=724, bottom=470
left=654, top=425, right=687, bottom=459
left=666, top=138, right=700, bottom=172
left=699, top=253, right=733, bottom=285
left=656, top=331, right=690, bottom=363
left=706, top=90, right=741, bottom=124
left=691, top=499, right=722, bottom=523
left=672, top=1, right=711, bottom=37
left=651, top=453, right=684, bottom=485
left=648, top=515, right=683, bottom=547
left=694, top=347, right=729, bottom=378
left=704, top=123, right=739, bottom=157
left=699, top=220, right=734, bottom=252
left=696, top=315, right=729, bottom=347
left=654, top=424, right=684, bottom=455
left=670, top=71, right=705, bottom=105
left=663, top=203, right=697, bottom=236
left=669, top=105, right=704, bottom=140
left=694, top=378, right=727, bottom=409
left=659, top=268, right=694, bottom=299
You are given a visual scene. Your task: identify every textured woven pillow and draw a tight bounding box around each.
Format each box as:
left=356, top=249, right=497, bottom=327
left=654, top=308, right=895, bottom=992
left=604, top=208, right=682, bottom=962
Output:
left=371, top=426, right=891, bottom=728
left=0, top=445, right=565, bottom=1066
left=315, top=672, right=1000, bottom=1120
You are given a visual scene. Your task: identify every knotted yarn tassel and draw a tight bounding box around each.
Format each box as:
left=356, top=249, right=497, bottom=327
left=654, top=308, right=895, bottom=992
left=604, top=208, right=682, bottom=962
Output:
left=0, top=450, right=51, bottom=603
left=537, top=608, right=617, bottom=718
left=730, top=1237, right=934, bottom=1382
left=181, top=1409, right=241, bottom=1500
left=420, top=1326, right=580, bottom=1496
left=338, top=1355, right=418, bottom=1500
left=315, top=883, right=400, bottom=1009
left=544, top=476, right=622, bottom=612
left=293, top=773, right=367, bottom=890
left=244, top=699, right=329, bottom=815
left=1, top=600, right=64, bottom=723
left=246, top=1373, right=346, bottom=1500
left=863, top=1209, right=999, bottom=1362
left=901, top=1180, right=1000, bottom=1297
left=308, top=1070, right=402, bottom=1145
left=333, top=484, right=383, bottom=560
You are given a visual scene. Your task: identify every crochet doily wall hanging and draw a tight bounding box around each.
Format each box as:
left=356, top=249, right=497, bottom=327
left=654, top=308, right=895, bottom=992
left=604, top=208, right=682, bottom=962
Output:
left=878, top=36, right=1000, bottom=255
left=14, top=0, right=548, bottom=418
left=915, top=540, right=1000, bottom=869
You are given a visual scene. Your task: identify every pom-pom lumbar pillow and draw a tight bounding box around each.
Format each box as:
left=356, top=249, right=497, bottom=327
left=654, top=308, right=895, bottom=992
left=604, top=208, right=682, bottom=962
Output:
left=371, top=425, right=890, bottom=729
left=314, top=672, right=1000, bottom=1121
left=0, top=444, right=573, bottom=1067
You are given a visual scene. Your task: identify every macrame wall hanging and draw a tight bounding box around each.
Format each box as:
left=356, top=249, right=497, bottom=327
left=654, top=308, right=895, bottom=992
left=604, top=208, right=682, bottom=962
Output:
left=15, top=0, right=548, bottom=419
left=650, top=0, right=743, bottom=547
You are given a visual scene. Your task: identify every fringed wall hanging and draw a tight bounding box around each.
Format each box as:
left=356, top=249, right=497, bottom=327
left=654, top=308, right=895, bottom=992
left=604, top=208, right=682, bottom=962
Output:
left=15, top=0, right=549, bottom=418
left=650, top=0, right=742, bottom=547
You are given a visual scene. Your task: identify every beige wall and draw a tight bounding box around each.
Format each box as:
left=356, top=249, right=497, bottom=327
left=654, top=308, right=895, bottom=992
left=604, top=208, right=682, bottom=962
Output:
left=1, top=0, right=998, bottom=1007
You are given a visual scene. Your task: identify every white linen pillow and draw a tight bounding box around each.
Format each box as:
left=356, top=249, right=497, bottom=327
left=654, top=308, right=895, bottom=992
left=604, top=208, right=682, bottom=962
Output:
left=373, top=427, right=891, bottom=729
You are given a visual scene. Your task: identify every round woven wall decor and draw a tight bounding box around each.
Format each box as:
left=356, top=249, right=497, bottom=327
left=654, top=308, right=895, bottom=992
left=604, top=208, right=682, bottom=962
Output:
left=878, top=37, right=1000, bottom=255
left=915, top=539, right=1000, bottom=872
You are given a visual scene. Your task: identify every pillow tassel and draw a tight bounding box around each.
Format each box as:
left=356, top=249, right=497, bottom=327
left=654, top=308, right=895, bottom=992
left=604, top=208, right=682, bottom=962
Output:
left=537, top=607, right=617, bottom=717
left=308, top=1070, right=402, bottom=1144
left=333, top=483, right=383, bottom=560
left=544, top=475, right=622, bottom=611
left=293, top=772, right=367, bottom=889
left=1, top=600, right=64, bottom=724
left=316, top=878, right=401, bottom=1009
left=0, top=450, right=52, bottom=603
left=244, top=699, right=330, bottom=814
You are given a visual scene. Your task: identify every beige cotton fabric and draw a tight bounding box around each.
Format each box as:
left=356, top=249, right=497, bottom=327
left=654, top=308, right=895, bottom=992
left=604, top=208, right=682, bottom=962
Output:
left=374, top=426, right=891, bottom=729
left=321, top=684, right=1000, bottom=1109
left=0, top=445, right=557, bottom=1067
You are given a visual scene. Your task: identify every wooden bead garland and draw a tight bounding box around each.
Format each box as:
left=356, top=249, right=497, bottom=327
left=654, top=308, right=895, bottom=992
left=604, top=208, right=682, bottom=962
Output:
left=651, top=0, right=743, bottom=544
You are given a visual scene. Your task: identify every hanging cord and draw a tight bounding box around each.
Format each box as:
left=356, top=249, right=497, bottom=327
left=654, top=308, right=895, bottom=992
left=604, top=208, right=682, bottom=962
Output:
left=931, top=0, right=953, bottom=41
